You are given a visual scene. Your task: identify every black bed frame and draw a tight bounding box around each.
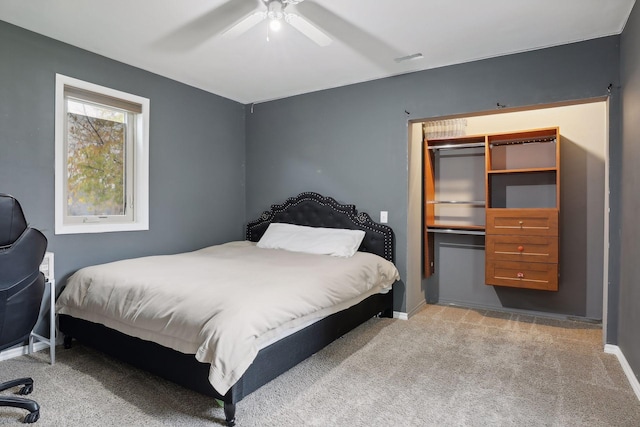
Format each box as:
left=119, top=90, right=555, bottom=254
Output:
left=58, top=192, right=396, bottom=426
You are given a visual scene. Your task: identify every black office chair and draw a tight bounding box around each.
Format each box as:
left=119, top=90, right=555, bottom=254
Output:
left=0, top=194, right=47, bottom=423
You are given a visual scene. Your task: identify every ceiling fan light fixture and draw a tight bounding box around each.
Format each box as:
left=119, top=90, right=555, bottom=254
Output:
left=269, top=18, right=282, bottom=31
left=224, top=0, right=332, bottom=46
left=267, top=0, right=284, bottom=32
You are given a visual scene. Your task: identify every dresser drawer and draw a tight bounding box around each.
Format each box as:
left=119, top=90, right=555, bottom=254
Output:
left=486, top=235, right=558, bottom=263
left=486, top=208, right=558, bottom=236
left=485, top=260, right=558, bottom=291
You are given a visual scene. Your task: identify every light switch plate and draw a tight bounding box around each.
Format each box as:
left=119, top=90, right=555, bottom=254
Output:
left=380, top=211, right=388, bottom=223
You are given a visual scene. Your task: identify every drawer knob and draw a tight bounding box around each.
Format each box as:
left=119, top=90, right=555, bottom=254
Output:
left=517, top=272, right=524, bottom=279
left=518, top=220, right=524, bottom=228
left=517, top=245, right=524, bottom=252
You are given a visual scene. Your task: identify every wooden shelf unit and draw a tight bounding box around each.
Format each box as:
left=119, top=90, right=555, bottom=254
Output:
left=423, top=126, right=560, bottom=291
left=423, top=134, right=487, bottom=277
left=485, top=127, right=560, bottom=291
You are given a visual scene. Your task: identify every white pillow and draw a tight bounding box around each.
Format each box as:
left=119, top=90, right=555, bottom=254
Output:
left=256, top=223, right=366, bottom=257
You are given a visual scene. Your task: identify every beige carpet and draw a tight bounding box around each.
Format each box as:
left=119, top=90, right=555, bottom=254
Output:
left=1, top=305, right=639, bottom=426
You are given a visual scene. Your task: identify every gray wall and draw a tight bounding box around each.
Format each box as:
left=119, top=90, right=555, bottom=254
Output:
left=0, top=21, right=246, bottom=335
left=246, top=36, right=620, bottom=316
left=619, top=2, right=640, bottom=381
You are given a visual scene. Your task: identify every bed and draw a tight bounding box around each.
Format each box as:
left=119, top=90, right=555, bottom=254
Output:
left=56, top=192, right=398, bottom=426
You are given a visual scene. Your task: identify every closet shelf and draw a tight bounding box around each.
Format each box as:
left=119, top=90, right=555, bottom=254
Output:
left=426, top=226, right=486, bottom=236
left=488, top=167, right=556, bottom=175
left=427, top=223, right=485, bottom=231
left=426, top=200, right=485, bottom=206
left=427, top=142, right=485, bottom=151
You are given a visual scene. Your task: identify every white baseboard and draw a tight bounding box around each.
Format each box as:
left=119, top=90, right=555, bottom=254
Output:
left=393, top=311, right=408, bottom=320
left=394, top=299, right=427, bottom=320
left=605, top=344, right=640, bottom=401
left=0, top=342, right=50, bottom=362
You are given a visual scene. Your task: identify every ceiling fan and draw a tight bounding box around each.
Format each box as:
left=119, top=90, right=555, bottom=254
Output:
left=222, top=0, right=332, bottom=46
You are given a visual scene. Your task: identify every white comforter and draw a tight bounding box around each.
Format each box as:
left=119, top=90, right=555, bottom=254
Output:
left=56, top=241, right=399, bottom=394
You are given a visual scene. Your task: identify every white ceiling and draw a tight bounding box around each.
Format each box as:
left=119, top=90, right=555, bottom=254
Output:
left=0, top=0, right=636, bottom=104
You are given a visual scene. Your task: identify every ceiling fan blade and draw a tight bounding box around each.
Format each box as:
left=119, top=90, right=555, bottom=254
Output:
left=222, top=12, right=267, bottom=39
left=295, top=2, right=404, bottom=71
left=285, top=13, right=332, bottom=46
left=151, top=0, right=259, bottom=51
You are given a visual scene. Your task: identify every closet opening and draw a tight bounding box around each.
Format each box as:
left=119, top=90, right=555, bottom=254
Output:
left=407, top=98, right=609, bottom=341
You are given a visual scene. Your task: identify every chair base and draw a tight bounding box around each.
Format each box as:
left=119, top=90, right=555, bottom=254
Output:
left=1, top=378, right=33, bottom=395
left=1, top=378, right=40, bottom=423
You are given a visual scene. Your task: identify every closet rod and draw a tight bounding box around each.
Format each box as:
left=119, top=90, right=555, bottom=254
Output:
left=440, top=242, right=486, bottom=249
left=490, top=136, right=556, bottom=147
left=427, top=142, right=485, bottom=151
left=427, top=228, right=486, bottom=236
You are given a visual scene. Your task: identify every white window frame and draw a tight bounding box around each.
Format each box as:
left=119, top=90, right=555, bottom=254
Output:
left=55, top=74, right=149, bottom=234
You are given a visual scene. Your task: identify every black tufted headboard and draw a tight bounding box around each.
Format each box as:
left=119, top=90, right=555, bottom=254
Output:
left=246, top=192, right=395, bottom=263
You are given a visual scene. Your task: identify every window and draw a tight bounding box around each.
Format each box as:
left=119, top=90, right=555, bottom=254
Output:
left=55, top=74, right=149, bottom=234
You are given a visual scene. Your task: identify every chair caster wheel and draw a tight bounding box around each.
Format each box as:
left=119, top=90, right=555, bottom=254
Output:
left=23, top=410, right=40, bottom=423
left=19, top=384, right=34, bottom=395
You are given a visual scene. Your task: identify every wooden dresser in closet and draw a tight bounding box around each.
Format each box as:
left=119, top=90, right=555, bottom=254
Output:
left=485, top=209, right=559, bottom=290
